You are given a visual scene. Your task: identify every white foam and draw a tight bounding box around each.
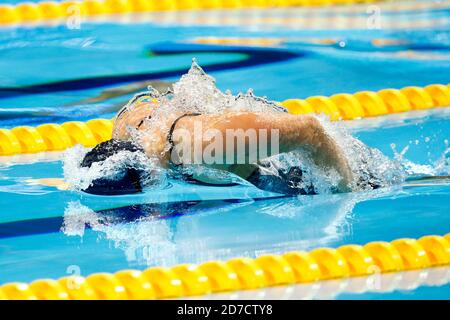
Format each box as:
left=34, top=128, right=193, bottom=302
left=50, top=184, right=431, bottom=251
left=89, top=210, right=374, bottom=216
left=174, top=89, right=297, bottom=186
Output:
left=391, top=139, right=450, bottom=177
left=63, top=60, right=448, bottom=194
left=62, top=144, right=166, bottom=192
left=319, top=116, right=405, bottom=191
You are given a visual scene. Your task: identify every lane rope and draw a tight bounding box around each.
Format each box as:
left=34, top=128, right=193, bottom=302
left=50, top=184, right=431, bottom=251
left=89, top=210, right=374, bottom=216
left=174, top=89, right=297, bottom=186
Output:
left=0, top=233, right=449, bottom=299
left=1, top=83, right=449, bottom=156
left=0, top=0, right=389, bottom=26
left=206, top=265, right=450, bottom=299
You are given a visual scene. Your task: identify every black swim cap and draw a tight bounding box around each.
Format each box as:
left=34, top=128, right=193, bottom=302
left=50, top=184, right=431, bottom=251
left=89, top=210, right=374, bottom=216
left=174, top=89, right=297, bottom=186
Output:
left=80, top=139, right=147, bottom=195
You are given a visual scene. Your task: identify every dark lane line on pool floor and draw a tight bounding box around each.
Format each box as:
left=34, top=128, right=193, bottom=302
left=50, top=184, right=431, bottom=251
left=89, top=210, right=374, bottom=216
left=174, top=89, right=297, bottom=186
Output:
left=0, top=195, right=287, bottom=239
left=0, top=43, right=302, bottom=99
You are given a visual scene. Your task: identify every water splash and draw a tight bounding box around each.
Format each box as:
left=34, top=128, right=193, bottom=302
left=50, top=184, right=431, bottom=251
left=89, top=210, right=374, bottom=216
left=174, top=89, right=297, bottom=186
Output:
left=63, top=144, right=166, bottom=192
left=62, top=60, right=289, bottom=192
left=61, top=201, right=177, bottom=265
left=435, top=140, right=450, bottom=175
left=391, top=139, right=450, bottom=177
left=317, top=116, right=407, bottom=191
left=156, top=59, right=287, bottom=115
left=63, top=60, right=429, bottom=194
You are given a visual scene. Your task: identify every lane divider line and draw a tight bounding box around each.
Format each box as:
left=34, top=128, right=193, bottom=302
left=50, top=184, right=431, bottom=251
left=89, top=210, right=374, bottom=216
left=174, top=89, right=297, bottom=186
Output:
left=205, top=265, right=450, bottom=299
left=0, top=0, right=389, bottom=26
left=0, top=234, right=449, bottom=299
left=1, top=83, right=449, bottom=156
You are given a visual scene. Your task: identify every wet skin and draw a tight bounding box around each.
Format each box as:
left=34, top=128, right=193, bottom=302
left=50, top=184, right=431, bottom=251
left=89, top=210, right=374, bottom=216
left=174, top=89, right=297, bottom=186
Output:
left=112, top=101, right=353, bottom=190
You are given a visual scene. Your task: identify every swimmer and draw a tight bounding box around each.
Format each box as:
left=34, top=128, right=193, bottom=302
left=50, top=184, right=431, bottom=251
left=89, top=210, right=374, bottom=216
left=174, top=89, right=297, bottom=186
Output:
left=80, top=92, right=355, bottom=196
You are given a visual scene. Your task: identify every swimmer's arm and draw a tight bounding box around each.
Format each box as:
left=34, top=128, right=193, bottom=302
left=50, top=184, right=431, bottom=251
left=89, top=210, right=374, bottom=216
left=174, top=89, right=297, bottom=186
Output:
left=238, top=113, right=352, bottom=188
left=299, top=117, right=353, bottom=190
left=174, top=112, right=353, bottom=188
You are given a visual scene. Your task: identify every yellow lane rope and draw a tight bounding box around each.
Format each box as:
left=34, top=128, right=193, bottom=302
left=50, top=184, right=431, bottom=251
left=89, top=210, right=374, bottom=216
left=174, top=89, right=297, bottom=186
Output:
left=1, top=83, right=449, bottom=156
left=0, top=0, right=388, bottom=25
left=0, top=234, right=449, bottom=299
left=208, top=265, right=450, bottom=299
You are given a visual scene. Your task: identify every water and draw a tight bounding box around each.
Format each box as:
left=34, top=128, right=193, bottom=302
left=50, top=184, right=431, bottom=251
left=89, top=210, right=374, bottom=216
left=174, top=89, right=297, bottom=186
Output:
left=0, top=2, right=450, bottom=299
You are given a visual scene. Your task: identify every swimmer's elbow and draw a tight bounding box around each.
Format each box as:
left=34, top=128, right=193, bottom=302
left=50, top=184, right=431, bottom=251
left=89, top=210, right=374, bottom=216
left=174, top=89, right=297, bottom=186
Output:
left=304, top=117, right=354, bottom=188
left=299, top=115, right=327, bottom=145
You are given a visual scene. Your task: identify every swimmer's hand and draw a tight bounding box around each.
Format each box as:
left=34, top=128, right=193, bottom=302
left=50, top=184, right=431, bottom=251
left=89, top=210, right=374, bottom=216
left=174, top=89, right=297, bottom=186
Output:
left=26, top=178, right=70, bottom=191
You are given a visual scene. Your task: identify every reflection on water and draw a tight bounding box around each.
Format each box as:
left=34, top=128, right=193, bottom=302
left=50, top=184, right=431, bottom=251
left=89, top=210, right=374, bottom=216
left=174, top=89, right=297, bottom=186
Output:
left=62, top=188, right=388, bottom=268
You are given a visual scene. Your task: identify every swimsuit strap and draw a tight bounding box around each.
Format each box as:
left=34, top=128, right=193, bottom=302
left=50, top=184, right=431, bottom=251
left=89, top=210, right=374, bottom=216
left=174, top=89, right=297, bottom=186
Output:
left=168, top=113, right=201, bottom=166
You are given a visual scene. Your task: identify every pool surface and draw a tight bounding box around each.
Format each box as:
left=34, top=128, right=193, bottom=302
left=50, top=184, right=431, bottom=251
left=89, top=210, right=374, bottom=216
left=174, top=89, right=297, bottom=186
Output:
left=0, top=0, right=450, bottom=299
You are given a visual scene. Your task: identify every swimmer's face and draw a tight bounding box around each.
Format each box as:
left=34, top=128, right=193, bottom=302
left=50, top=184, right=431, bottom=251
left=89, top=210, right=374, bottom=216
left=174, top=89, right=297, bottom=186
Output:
left=112, top=101, right=157, bottom=140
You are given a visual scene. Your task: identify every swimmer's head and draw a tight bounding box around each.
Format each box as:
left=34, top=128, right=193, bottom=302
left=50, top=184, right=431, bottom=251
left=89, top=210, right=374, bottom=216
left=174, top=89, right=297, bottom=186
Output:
left=80, top=139, right=147, bottom=195
left=112, top=94, right=159, bottom=140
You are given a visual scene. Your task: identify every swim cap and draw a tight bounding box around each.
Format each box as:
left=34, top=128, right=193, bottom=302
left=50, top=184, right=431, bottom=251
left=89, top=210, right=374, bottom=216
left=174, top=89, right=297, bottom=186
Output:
left=80, top=139, right=147, bottom=195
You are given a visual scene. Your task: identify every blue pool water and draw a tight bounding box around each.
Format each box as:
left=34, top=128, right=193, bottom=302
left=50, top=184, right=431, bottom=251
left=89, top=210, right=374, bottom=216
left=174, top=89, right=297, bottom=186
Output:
left=0, top=1, right=450, bottom=299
